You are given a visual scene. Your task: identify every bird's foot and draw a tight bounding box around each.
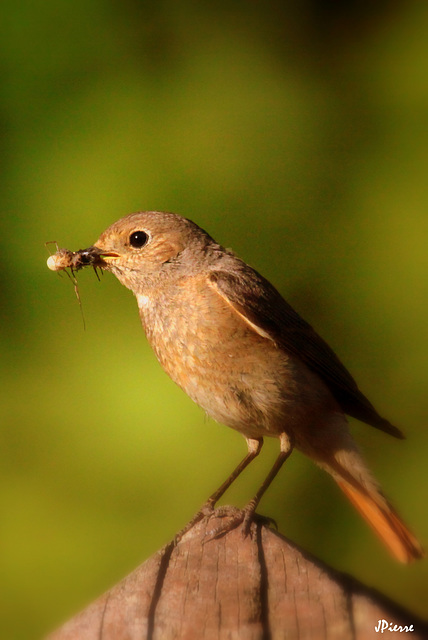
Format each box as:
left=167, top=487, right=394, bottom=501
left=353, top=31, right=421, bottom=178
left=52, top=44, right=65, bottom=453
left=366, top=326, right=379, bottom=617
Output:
left=204, top=503, right=277, bottom=541
left=174, top=501, right=277, bottom=546
left=173, top=499, right=217, bottom=545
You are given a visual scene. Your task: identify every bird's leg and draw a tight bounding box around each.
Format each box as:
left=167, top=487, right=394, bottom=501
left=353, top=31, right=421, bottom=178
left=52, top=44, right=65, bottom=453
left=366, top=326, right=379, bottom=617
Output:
left=204, top=437, right=263, bottom=509
left=241, top=432, right=294, bottom=535
left=207, top=432, right=294, bottom=540
left=174, top=437, right=262, bottom=543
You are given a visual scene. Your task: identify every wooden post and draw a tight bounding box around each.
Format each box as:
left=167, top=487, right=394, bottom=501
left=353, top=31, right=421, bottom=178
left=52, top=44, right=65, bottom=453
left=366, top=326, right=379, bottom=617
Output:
left=47, top=509, right=427, bottom=640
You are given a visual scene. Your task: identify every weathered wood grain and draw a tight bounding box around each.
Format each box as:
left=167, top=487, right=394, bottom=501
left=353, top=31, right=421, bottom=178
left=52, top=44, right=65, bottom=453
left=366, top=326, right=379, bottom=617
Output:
left=47, top=509, right=427, bottom=640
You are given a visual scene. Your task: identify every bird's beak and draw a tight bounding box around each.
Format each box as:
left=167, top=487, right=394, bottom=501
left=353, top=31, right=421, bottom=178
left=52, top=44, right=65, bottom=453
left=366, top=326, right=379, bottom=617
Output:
left=96, top=249, right=121, bottom=264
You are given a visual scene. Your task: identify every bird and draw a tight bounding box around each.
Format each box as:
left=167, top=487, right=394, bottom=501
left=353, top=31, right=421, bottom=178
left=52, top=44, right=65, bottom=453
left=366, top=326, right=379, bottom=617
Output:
left=47, top=210, right=424, bottom=562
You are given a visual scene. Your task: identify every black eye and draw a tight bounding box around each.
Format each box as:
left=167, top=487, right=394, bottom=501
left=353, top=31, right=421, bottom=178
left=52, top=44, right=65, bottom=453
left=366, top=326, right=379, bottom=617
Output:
left=129, top=230, right=149, bottom=248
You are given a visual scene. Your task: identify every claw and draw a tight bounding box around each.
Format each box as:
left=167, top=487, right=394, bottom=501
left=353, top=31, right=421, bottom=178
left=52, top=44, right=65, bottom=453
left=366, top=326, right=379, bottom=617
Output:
left=204, top=507, right=245, bottom=542
left=173, top=502, right=277, bottom=547
left=204, top=506, right=275, bottom=541
left=173, top=500, right=217, bottom=545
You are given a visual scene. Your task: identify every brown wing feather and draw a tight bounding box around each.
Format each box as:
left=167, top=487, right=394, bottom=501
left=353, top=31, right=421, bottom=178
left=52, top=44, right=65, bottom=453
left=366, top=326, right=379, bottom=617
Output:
left=208, top=266, right=404, bottom=439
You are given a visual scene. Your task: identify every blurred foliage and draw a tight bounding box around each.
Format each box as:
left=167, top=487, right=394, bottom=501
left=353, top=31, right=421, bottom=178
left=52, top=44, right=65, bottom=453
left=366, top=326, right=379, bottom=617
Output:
left=1, top=1, right=428, bottom=637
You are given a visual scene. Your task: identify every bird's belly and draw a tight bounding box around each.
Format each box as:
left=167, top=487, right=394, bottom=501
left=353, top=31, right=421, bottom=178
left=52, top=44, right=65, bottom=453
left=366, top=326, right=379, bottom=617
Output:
left=142, top=298, right=328, bottom=438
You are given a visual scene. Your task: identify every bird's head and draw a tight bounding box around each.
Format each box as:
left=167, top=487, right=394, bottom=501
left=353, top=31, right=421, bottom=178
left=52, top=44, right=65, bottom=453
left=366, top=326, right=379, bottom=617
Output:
left=80, top=211, right=217, bottom=294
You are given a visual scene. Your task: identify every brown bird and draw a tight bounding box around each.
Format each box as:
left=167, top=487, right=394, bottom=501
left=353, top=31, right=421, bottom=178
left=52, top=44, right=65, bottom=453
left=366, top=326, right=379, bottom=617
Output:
left=48, top=211, right=424, bottom=562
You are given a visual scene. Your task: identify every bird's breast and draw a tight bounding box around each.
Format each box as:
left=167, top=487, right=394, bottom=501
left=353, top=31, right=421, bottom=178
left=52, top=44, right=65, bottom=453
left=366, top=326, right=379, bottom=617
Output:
left=135, top=277, right=323, bottom=437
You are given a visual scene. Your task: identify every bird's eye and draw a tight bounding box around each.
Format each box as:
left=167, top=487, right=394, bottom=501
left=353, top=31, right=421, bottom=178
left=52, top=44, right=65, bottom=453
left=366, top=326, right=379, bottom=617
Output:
left=129, top=230, right=149, bottom=248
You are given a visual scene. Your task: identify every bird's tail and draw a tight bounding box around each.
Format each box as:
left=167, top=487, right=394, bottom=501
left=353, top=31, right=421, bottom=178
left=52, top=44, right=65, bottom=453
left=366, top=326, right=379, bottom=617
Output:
left=329, top=452, right=424, bottom=563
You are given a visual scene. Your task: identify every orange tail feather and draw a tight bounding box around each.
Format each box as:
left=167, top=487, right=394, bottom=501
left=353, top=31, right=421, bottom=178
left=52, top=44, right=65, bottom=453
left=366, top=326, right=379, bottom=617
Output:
left=336, top=479, right=424, bottom=563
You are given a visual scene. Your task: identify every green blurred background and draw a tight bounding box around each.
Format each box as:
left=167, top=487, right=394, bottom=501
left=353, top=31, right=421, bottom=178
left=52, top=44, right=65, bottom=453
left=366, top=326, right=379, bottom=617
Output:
left=1, top=1, right=428, bottom=637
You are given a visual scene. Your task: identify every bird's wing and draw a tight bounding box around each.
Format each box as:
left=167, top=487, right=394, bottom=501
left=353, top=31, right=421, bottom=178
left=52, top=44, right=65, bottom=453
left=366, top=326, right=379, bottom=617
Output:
left=208, top=267, right=403, bottom=439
